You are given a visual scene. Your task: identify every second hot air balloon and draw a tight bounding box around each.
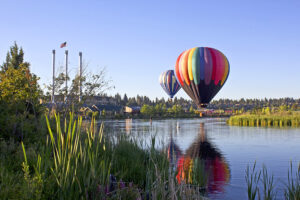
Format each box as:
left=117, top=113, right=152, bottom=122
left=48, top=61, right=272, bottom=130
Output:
left=175, top=47, right=230, bottom=108
left=159, top=70, right=181, bottom=98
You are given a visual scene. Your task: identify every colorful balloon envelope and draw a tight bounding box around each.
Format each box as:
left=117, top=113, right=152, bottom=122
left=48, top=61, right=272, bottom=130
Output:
left=159, top=70, right=181, bottom=98
left=175, top=47, right=230, bottom=108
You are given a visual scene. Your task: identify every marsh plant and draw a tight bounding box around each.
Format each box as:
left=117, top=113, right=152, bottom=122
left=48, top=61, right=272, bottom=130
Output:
left=21, top=113, right=112, bottom=199
left=227, top=112, right=300, bottom=127
left=245, top=162, right=261, bottom=200
left=261, top=166, right=276, bottom=200
left=245, top=163, right=276, bottom=200
left=246, top=162, right=300, bottom=200
left=17, top=113, right=209, bottom=199
left=285, top=162, right=300, bottom=200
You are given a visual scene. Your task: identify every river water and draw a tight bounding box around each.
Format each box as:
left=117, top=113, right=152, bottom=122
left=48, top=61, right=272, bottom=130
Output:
left=103, top=118, right=300, bottom=199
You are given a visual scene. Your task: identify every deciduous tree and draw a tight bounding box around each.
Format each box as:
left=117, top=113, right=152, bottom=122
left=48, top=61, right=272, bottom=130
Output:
left=0, top=42, right=42, bottom=140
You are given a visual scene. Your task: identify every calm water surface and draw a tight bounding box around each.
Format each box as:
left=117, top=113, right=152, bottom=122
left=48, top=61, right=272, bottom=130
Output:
left=103, top=118, right=300, bottom=199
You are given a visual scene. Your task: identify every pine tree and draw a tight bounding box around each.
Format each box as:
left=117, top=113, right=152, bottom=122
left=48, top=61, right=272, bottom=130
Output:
left=1, top=42, right=29, bottom=71
left=123, top=94, right=128, bottom=105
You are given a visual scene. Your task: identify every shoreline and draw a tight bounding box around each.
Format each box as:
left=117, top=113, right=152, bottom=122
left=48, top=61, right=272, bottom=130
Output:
left=85, top=114, right=231, bottom=121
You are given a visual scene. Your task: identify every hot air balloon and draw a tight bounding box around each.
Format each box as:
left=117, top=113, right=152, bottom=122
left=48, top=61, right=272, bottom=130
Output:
left=175, top=47, right=230, bottom=108
left=159, top=70, right=181, bottom=98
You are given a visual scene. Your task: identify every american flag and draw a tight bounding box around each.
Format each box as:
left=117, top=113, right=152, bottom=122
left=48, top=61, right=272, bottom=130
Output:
left=60, top=42, right=67, bottom=48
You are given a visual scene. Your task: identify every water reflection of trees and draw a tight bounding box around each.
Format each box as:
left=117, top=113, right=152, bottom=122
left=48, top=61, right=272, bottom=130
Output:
left=125, top=118, right=132, bottom=134
left=167, top=123, right=230, bottom=194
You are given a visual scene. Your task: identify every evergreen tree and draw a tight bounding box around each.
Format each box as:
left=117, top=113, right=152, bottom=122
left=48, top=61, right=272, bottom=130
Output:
left=114, top=93, right=122, bottom=105
left=0, top=42, right=41, bottom=106
left=1, top=42, right=29, bottom=71
left=0, top=42, right=42, bottom=140
left=123, top=94, right=128, bottom=105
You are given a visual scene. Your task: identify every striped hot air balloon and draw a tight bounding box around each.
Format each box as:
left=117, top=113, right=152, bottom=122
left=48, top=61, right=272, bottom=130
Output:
left=159, top=70, right=181, bottom=98
left=175, top=47, right=230, bottom=108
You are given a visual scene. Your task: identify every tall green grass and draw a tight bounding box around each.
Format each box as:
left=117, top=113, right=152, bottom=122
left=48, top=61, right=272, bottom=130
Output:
left=285, top=162, right=300, bottom=200
left=246, top=162, right=300, bottom=200
left=261, top=166, right=276, bottom=200
left=227, top=112, right=300, bottom=127
left=245, top=163, right=276, bottom=200
left=19, top=113, right=111, bottom=199
left=46, top=113, right=112, bottom=199
left=245, top=162, right=261, bottom=200
left=17, top=113, right=208, bottom=199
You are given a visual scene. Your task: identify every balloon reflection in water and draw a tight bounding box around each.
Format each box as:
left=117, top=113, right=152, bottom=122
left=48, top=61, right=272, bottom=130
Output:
left=167, top=135, right=182, bottom=170
left=167, top=123, right=230, bottom=194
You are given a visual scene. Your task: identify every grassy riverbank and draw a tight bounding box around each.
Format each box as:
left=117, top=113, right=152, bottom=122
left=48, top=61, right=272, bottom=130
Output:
left=227, top=111, right=300, bottom=127
left=0, top=114, right=299, bottom=199
left=0, top=114, right=208, bottom=200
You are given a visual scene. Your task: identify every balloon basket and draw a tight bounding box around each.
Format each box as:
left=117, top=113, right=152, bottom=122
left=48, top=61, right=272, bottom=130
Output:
left=196, top=107, right=210, bottom=118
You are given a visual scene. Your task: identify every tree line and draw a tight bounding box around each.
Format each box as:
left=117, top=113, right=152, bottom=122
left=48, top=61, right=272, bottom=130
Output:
left=99, top=94, right=300, bottom=112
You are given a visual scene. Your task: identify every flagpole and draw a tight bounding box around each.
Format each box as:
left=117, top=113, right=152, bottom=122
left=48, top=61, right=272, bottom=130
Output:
left=52, top=49, right=55, bottom=104
left=79, top=52, right=82, bottom=102
left=65, top=50, right=68, bottom=102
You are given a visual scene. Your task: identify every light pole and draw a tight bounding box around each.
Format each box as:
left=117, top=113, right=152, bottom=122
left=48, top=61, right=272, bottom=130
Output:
left=52, top=49, right=55, bottom=104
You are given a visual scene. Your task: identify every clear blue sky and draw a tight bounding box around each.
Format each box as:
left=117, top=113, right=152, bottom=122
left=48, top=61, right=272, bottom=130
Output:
left=1, top=0, right=300, bottom=100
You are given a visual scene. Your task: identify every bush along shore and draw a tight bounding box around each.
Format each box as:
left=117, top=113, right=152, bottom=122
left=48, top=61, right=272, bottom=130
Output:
left=227, top=112, right=300, bottom=127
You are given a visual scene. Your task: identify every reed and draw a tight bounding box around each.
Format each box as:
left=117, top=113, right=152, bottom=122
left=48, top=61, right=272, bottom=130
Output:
left=18, top=113, right=208, bottom=199
left=45, top=113, right=112, bottom=199
left=245, top=162, right=300, bottom=200
left=245, top=163, right=277, bottom=200
left=261, top=166, right=276, bottom=200
left=227, top=112, right=300, bottom=127
left=245, top=162, right=261, bottom=200
left=284, top=162, right=300, bottom=200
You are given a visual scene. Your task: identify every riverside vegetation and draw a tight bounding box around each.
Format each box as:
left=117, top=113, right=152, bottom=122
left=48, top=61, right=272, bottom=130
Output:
left=0, top=42, right=299, bottom=199
left=227, top=105, right=300, bottom=127
left=0, top=113, right=211, bottom=199
left=1, top=113, right=299, bottom=199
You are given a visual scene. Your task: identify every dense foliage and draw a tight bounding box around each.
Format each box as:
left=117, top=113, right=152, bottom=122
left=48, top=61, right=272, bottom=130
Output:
left=0, top=42, right=44, bottom=141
